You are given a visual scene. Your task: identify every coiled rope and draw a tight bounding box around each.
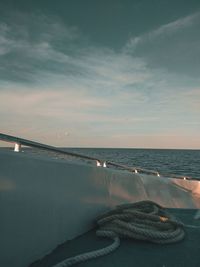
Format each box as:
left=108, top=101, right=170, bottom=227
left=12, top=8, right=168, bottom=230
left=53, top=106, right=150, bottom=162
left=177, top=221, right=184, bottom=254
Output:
left=53, top=201, right=185, bottom=267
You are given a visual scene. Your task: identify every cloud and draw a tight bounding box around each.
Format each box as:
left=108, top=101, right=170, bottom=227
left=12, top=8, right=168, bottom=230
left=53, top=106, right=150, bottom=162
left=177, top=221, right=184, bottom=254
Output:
left=0, top=11, right=200, bottom=148
left=0, top=23, right=150, bottom=86
left=2, top=10, right=199, bottom=91
left=0, top=14, right=153, bottom=106
left=0, top=12, right=80, bottom=83
left=125, top=11, right=200, bottom=77
left=126, top=11, right=200, bottom=50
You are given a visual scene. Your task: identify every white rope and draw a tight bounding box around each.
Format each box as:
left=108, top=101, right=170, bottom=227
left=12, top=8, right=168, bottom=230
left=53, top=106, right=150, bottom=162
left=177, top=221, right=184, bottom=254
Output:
left=52, top=201, right=185, bottom=267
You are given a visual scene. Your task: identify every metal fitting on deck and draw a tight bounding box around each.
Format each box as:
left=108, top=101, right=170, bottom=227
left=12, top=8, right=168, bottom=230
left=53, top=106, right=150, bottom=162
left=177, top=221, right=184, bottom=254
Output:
left=14, top=143, right=21, bottom=152
left=96, top=161, right=107, bottom=168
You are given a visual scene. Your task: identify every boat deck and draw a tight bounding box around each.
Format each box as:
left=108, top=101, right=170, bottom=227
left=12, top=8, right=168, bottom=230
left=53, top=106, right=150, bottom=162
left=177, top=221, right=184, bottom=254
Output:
left=30, top=208, right=200, bottom=267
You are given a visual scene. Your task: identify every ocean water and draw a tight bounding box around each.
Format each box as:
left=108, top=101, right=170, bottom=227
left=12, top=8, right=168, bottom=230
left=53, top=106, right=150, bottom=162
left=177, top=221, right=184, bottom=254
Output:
left=66, top=148, right=200, bottom=179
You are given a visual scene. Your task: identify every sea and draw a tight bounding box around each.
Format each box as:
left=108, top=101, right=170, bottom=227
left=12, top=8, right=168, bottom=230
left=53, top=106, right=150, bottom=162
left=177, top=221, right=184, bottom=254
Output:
left=66, top=148, right=200, bottom=179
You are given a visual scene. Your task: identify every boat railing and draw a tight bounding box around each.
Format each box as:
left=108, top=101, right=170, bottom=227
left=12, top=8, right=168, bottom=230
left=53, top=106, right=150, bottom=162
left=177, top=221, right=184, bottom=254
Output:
left=0, top=132, right=101, bottom=161
left=0, top=133, right=199, bottom=181
left=106, top=161, right=160, bottom=176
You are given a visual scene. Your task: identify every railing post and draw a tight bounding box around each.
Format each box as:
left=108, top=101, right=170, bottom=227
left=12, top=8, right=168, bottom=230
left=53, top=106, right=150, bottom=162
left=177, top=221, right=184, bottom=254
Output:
left=96, top=160, right=101, bottom=167
left=14, top=143, right=21, bottom=152
left=96, top=161, right=107, bottom=168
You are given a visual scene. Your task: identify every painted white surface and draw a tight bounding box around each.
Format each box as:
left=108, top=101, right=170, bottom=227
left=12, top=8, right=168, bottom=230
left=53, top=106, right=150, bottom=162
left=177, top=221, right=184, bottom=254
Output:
left=0, top=149, right=199, bottom=267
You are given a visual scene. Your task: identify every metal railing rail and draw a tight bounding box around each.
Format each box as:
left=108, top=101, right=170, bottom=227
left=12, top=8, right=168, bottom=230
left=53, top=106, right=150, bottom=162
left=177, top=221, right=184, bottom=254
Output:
left=0, top=133, right=100, bottom=162
left=107, top=161, right=160, bottom=176
left=106, top=162, right=200, bottom=181
left=0, top=133, right=199, bottom=181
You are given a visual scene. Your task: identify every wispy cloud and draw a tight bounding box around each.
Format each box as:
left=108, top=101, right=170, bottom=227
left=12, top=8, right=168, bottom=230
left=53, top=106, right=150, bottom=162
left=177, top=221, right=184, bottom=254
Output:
left=126, top=11, right=200, bottom=50
left=124, top=10, right=200, bottom=79
left=0, top=11, right=200, bottom=148
left=0, top=23, right=150, bottom=86
left=0, top=12, right=80, bottom=82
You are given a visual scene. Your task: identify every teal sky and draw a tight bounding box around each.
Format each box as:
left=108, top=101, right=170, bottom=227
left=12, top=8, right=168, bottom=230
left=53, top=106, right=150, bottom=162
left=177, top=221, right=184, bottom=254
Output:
left=0, top=0, right=200, bottom=148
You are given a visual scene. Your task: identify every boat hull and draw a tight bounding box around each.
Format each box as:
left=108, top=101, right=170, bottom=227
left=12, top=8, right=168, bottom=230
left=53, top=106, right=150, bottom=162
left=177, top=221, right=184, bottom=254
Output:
left=0, top=149, right=199, bottom=267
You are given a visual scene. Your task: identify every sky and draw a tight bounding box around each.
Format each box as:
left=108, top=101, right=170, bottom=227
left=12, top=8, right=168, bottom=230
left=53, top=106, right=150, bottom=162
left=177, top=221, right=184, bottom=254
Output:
left=0, top=0, right=200, bottom=148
